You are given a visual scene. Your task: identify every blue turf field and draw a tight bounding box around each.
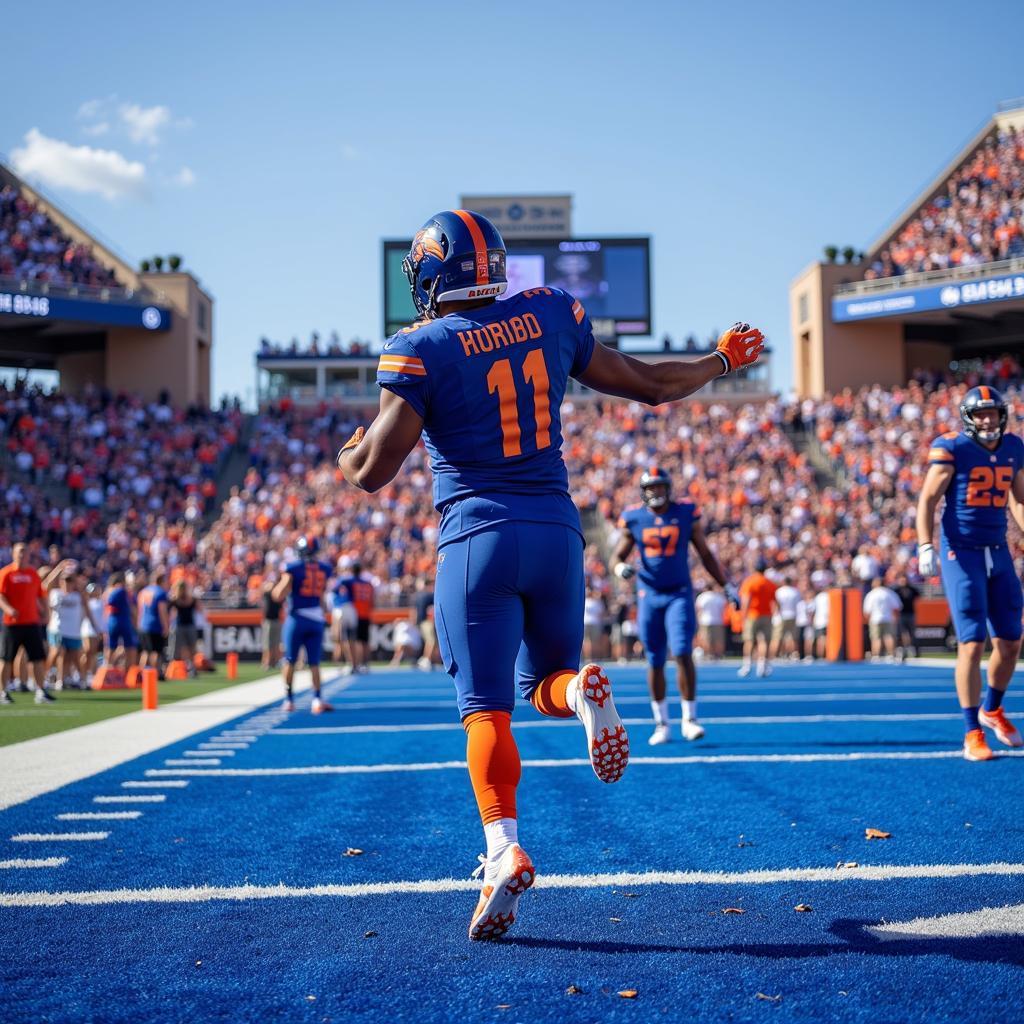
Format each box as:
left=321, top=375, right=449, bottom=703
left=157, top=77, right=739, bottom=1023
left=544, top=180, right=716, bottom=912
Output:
left=2, top=662, right=1023, bottom=1023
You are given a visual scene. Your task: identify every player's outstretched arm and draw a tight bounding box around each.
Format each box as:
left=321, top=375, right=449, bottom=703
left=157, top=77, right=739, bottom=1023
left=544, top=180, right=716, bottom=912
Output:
left=337, top=390, right=425, bottom=493
left=577, top=323, right=765, bottom=406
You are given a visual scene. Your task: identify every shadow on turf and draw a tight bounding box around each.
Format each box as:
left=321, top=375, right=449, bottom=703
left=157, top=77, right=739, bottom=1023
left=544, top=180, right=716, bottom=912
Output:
left=504, top=920, right=1024, bottom=966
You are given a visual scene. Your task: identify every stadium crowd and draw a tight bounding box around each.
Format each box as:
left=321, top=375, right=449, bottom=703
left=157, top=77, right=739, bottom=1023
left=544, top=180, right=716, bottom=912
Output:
left=864, top=124, right=1024, bottom=280
left=0, top=383, right=241, bottom=582
left=0, top=185, right=121, bottom=290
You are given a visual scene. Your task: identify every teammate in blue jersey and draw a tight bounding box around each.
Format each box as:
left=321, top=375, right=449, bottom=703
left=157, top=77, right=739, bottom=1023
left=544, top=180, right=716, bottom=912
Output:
left=103, top=572, right=138, bottom=667
left=612, top=466, right=737, bottom=746
left=917, top=385, right=1024, bottom=761
left=137, top=571, right=170, bottom=675
left=271, top=536, right=334, bottom=714
left=337, top=209, right=764, bottom=940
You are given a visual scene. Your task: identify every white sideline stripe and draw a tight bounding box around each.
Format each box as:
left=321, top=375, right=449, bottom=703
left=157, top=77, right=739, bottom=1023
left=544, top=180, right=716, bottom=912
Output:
left=184, top=749, right=235, bottom=757
left=164, top=759, right=221, bottom=766
left=868, top=903, right=1024, bottom=939
left=0, top=857, right=68, bottom=869
left=11, top=832, right=109, bottom=842
left=322, top=692, right=954, bottom=711
left=94, top=795, right=165, bottom=804
left=4, top=860, right=1022, bottom=909
left=198, top=742, right=249, bottom=749
left=145, top=748, right=1024, bottom=778
left=0, top=669, right=353, bottom=811
left=56, top=812, right=142, bottom=821
left=121, top=780, right=189, bottom=789
left=270, top=712, right=971, bottom=736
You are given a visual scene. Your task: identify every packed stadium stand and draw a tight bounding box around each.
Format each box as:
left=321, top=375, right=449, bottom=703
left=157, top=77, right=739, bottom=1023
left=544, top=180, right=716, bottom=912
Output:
left=791, top=101, right=1024, bottom=398
left=0, top=184, right=120, bottom=289
left=0, top=162, right=212, bottom=406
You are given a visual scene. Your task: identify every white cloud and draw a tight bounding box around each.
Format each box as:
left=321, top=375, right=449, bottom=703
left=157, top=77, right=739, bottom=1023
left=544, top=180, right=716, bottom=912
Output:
left=81, top=121, right=110, bottom=137
left=171, top=166, right=196, bottom=187
left=11, top=129, right=147, bottom=201
left=119, top=103, right=171, bottom=145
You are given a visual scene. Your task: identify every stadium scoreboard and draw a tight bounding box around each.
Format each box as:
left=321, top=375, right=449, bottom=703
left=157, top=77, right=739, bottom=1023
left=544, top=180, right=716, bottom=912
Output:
left=382, top=236, right=651, bottom=342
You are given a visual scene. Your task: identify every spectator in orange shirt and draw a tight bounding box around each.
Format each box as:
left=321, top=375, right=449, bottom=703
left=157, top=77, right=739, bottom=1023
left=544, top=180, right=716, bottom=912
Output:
left=738, top=559, right=779, bottom=679
left=0, top=542, right=51, bottom=704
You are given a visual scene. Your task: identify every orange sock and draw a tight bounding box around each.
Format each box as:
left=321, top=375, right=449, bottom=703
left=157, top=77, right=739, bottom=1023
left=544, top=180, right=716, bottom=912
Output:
left=530, top=669, right=577, bottom=719
left=463, top=710, right=521, bottom=824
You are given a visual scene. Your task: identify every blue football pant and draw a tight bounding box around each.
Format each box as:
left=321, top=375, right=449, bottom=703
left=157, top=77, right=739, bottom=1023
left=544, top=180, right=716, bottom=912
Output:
left=282, top=616, right=326, bottom=666
left=638, top=588, right=696, bottom=668
left=434, top=521, right=585, bottom=717
left=939, top=540, right=1022, bottom=644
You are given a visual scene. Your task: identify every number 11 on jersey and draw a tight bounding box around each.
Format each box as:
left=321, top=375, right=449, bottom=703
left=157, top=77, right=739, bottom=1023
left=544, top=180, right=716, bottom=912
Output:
left=486, top=348, right=552, bottom=458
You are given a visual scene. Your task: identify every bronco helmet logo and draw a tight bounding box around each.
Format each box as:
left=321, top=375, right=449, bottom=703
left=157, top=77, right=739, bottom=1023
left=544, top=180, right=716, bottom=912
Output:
left=411, top=229, right=446, bottom=265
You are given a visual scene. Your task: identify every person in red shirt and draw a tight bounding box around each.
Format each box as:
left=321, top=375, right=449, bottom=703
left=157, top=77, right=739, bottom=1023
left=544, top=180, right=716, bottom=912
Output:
left=0, top=543, right=51, bottom=704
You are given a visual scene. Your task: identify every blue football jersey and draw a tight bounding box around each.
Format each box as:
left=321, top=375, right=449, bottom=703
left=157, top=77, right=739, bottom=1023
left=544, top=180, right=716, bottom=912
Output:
left=138, top=585, right=168, bottom=633
left=376, top=287, right=596, bottom=545
left=617, top=500, right=700, bottom=592
left=105, top=585, right=132, bottom=624
left=286, top=559, right=333, bottom=618
left=928, top=430, right=1024, bottom=547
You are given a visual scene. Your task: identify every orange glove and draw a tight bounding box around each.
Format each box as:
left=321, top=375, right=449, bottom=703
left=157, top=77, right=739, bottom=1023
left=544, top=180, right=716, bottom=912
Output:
left=714, top=322, right=765, bottom=374
left=336, top=426, right=365, bottom=469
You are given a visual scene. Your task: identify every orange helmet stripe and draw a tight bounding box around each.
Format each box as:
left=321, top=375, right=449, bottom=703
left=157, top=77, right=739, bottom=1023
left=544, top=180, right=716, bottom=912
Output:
left=980, top=385, right=992, bottom=401
left=452, top=209, right=489, bottom=285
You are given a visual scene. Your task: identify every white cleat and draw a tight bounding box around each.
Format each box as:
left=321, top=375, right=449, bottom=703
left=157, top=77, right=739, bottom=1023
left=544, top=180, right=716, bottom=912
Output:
left=648, top=724, right=672, bottom=746
left=681, top=718, right=705, bottom=741
left=738, top=664, right=751, bottom=677
left=571, top=663, right=629, bottom=783
left=468, top=844, right=535, bottom=941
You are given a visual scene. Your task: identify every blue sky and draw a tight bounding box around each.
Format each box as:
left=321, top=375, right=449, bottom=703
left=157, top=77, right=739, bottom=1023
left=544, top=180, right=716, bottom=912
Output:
left=2, top=0, right=1024, bottom=402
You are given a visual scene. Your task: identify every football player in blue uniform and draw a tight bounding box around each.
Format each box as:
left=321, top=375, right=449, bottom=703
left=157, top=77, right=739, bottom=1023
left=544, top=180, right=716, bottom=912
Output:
left=272, top=536, right=335, bottom=714
left=613, top=466, right=737, bottom=745
left=337, top=209, right=764, bottom=939
left=917, top=385, right=1024, bottom=761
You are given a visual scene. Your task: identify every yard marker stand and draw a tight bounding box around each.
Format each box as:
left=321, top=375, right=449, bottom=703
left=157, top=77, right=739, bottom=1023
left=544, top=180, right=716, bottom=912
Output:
left=142, top=668, right=158, bottom=710
left=826, top=587, right=865, bottom=661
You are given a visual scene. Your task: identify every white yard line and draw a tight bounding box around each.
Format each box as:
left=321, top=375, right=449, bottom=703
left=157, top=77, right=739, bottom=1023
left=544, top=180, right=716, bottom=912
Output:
left=94, top=795, right=166, bottom=804
left=10, top=832, right=109, bottom=842
left=868, top=903, right=1024, bottom=939
left=144, top=748, right=1024, bottom=779
left=121, top=780, right=189, bottom=789
left=0, top=670, right=342, bottom=811
left=163, top=759, right=221, bottom=767
left=55, top=812, right=141, bottom=821
left=4, top=860, right=1022, bottom=909
left=0, top=857, right=67, bottom=869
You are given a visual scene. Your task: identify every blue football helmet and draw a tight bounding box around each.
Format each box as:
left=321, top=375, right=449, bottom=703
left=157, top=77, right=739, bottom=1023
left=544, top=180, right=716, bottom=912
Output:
left=296, top=535, right=319, bottom=560
left=402, top=210, right=508, bottom=319
left=640, top=466, right=671, bottom=510
left=960, top=385, right=1008, bottom=443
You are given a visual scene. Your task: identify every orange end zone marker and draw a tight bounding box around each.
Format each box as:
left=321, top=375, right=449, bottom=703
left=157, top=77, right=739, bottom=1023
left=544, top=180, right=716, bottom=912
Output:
left=226, top=652, right=238, bottom=680
left=142, top=668, right=158, bottom=711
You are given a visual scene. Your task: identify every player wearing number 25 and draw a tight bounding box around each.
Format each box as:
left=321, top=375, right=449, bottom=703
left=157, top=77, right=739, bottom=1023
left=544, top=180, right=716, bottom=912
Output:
left=917, top=385, right=1024, bottom=761
left=337, top=209, right=764, bottom=940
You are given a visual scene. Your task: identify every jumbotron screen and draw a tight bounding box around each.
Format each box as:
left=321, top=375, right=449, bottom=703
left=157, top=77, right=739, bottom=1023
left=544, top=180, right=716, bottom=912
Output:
left=382, top=236, right=651, bottom=340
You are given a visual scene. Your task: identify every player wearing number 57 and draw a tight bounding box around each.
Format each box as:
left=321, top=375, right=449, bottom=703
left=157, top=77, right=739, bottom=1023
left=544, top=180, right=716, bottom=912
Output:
left=336, top=209, right=764, bottom=941
left=916, top=385, right=1024, bottom=761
